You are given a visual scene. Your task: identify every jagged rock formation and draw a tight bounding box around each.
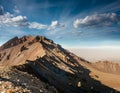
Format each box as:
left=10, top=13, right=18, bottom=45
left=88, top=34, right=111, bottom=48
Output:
left=0, top=36, right=120, bottom=93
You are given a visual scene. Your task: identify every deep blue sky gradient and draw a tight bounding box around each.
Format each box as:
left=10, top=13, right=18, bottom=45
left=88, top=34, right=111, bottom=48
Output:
left=0, top=0, right=120, bottom=47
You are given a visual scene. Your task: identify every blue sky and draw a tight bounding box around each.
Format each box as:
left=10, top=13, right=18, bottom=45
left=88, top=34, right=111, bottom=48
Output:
left=0, top=0, right=120, bottom=48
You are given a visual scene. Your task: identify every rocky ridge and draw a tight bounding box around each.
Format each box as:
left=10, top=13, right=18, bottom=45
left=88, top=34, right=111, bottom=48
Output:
left=0, top=35, right=119, bottom=93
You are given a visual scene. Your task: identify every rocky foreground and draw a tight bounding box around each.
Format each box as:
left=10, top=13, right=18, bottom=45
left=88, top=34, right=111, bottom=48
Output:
left=0, top=36, right=120, bottom=93
left=0, top=66, right=58, bottom=93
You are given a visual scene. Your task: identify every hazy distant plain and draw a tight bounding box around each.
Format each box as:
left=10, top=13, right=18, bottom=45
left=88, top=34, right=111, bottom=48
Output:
left=69, top=47, right=120, bottom=62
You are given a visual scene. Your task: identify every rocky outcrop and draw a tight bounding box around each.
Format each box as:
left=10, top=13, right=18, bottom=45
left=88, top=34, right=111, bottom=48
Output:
left=0, top=66, right=58, bottom=93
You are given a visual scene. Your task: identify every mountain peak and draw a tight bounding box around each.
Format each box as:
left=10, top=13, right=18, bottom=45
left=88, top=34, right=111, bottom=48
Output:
left=0, top=35, right=54, bottom=50
left=0, top=35, right=57, bottom=66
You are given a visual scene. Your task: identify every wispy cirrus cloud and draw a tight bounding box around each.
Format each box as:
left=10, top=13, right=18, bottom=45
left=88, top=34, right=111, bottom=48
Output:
left=73, top=13, right=120, bottom=28
left=99, top=1, right=120, bottom=13
left=28, top=22, right=48, bottom=29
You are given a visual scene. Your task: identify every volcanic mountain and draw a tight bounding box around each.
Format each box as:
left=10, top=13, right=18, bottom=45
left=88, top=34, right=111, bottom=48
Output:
left=0, top=36, right=120, bottom=93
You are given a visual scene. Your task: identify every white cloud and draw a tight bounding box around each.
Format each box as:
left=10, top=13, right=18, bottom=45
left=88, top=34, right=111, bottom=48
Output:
left=0, top=12, right=12, bottom=25
left=51, top=20, right=58, bottom=27
left=11, top=16, right=29, bottom=27
left=0, top=6, right=65, bottom=32
left=0, top=12, right=64, bottom=31
left=0, top=13, right=28, bottom=27
left=11, top=16, right=27, bottom=22
left=45, top=20, right=65, bottom=36
left=48, top=20, right=65, bottom=30
left=29, top=20, right=65, bottom=31
left=29, top=22, right=48, bottom=29
left=73, top=13, right=120, bottom=28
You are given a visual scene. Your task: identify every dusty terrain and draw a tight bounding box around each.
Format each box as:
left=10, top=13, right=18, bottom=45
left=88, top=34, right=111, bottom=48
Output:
left=0, top=35, right=120, bottom=93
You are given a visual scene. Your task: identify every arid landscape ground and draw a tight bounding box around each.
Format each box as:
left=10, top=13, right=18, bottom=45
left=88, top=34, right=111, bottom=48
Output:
left=0, top=36, right=120, bottom=93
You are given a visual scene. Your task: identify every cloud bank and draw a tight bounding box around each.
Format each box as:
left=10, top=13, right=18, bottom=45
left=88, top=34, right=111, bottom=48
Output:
left=0, top=5, right=64, bottom=31
left=74, top=13, right=120, bottom=28
left=0, top=12, right=28, bottom=27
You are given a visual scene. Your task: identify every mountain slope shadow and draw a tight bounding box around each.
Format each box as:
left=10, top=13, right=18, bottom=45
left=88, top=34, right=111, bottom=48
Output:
left=15, top=58, right=119, bottom=93
left=15, top=41, right=119, bottom=93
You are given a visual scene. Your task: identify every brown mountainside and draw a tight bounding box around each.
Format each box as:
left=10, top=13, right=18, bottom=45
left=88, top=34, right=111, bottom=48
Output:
left=0, top=36, right=120, bottom=93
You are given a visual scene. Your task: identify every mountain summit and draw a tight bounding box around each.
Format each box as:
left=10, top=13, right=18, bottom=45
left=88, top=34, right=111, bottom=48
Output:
left=0, top=36, right=119, bottom=93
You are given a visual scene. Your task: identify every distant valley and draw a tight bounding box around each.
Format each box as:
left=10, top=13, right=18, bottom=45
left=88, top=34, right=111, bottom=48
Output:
left=69, top=47, right=120, bottom=62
